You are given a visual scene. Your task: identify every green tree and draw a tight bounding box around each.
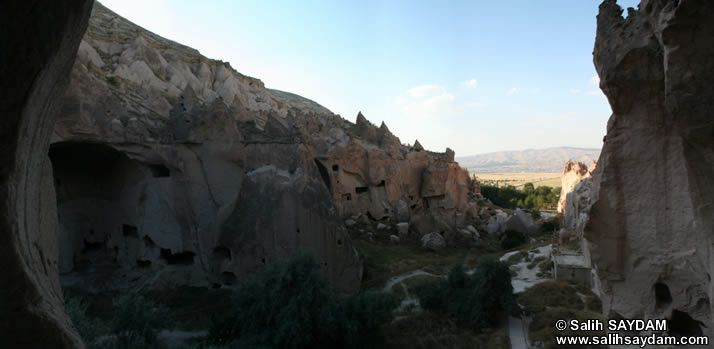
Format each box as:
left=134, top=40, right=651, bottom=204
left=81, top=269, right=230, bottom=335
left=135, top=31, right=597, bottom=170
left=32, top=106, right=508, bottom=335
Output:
left=501, top=229, right=527, bottom=249
left=414, top=257, right=518, bottom=330
left=208, top=251, right=398, bottom=348
left=523, top=183, right=535, bottom=195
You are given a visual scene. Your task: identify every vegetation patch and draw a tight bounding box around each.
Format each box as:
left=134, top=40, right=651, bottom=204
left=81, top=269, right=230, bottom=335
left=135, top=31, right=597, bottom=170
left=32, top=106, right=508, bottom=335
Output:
left=414, top=257, right=518, bottom=330
left=204, top=251, right=399, bottom=348
left=64, top=293, right=173, bottom=348
left=527, top=256, right=547, bottom=269
left=506, top=250, right=528, bottom=265
left=518, top=280, right=604, bottom=348
left=348, top=223, right=500, bottom=289
left=383, top=312, right=510, bottom=349
left=501, top=229, right=527, bottom=250
left=105, top=75, right=119, bottom=87
left=480, top=182, right=560, bottom=211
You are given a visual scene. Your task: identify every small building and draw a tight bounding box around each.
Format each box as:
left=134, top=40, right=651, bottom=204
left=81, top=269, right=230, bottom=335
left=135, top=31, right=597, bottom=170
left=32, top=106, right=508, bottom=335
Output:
left=553, top=253, right=591, bottom=285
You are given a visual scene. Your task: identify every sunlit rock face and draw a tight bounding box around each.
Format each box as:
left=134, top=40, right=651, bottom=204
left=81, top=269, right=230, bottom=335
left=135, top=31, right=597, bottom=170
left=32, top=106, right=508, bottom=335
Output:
left=53, top=2, right=476, bottom=295
left=585, top=0, right=714, bottom=339
left=557, top=160, right=595, bottom=214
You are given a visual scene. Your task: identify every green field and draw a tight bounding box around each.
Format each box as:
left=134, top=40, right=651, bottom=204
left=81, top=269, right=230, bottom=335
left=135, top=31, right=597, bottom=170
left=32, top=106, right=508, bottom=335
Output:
left=474, top=172, right=561, bottom=189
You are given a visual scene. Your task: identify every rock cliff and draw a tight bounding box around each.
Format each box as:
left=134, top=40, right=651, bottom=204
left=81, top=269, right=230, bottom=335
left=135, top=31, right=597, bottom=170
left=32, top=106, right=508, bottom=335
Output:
left=1, top=0, right=93, bottom=346
left=52, top=2, right=476, bottom=295
left=584, top=0, right=714, bottom=338
left=557, top=159, right=595, bottom=213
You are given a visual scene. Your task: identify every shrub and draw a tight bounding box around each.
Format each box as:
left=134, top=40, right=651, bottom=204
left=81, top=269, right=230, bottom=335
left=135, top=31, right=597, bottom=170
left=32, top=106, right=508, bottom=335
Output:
left=414, top=257, right=517, bottom=330
left=540, top=219, right=561, bottom=233
left=501, top=229, right=527, bottom=250
left=105, top=75, right=119, bottom=86
left=65, top=296, right=107, bottom=346
left=206, top=251, right=398, bottom=348
left=107, top=294, right=173, bottom=348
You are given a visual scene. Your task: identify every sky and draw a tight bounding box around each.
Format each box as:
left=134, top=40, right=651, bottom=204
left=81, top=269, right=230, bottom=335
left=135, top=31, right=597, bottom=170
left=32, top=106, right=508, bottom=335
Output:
left=100, top=0, right=640, bottom=156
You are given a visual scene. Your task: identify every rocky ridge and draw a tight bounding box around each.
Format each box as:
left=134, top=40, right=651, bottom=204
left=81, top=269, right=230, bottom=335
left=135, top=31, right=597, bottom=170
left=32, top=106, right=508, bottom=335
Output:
left=52, top=2, right=477, bottom=295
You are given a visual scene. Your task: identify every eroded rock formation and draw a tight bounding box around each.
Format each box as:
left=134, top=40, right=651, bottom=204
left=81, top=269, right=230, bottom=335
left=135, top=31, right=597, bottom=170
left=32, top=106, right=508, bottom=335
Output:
left=52, top=2, right=475, bottom=295
left=584, top=0, right=714, bottom=339
left=0, top=1, right=93, bottom=346
left=557, top=159, right=596, bottom=213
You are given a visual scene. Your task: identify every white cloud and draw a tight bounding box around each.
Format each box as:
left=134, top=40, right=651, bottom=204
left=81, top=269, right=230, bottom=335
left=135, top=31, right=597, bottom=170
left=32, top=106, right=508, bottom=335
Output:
left=461, top=102, right=488, bottom=109
left=423, top=93, right=455, bottom=106
left=463, top=79, right=478, bottom=87
left=589, top=75, right=600, bottom=85
left=395, top=84, right=487, bottom=119
left=569, top=88, right=581, bottom=94
left=507, top=87, right=519, bottom=95
left=586, top=89, right=604, bottom=96
left=407, top=84, right=444, bottom=98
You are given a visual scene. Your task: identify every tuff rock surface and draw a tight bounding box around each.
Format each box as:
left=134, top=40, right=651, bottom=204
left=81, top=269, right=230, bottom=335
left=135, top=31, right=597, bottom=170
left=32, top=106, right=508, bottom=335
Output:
left=583, top=0, right=714, bottom=339
left=52, top=3, right=476, bottom=295
left=0, top=0, right=93, bottom=346
left=557, top=159, right=596, bottom=213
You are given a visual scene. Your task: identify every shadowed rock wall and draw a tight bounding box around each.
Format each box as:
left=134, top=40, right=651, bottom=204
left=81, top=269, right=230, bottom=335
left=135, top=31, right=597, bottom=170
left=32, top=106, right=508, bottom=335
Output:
left=51, top=2, right=474, bottom=296
left=0, top=0, right=93, bottom=346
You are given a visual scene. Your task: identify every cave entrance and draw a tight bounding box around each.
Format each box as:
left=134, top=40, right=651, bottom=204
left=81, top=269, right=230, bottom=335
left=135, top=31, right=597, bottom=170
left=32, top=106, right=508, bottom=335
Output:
left=49, top=142, right=151, bottom=288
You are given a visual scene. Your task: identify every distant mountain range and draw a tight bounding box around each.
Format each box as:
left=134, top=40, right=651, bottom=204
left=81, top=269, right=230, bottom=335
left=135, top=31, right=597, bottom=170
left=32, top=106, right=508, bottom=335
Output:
left=456, top=147, right=600, bottom=173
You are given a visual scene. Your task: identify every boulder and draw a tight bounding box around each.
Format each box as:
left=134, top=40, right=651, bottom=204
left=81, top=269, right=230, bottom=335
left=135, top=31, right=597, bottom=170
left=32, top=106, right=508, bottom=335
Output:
left=394, top=199, right=410, bottom=222
left=389, top=235, right=400, bottom=243
left=466, top=225, right=480, bottom=240
left=421, top=232, right=446, bottom=251
left=486, top=214, right=507, bottom=234
left=396, top=222, right=409, bottom=238
left=502, top=209, right=538, bottom=234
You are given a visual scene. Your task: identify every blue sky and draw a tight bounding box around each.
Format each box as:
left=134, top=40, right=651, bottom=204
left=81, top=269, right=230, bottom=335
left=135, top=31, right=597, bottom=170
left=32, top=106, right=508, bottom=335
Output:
left=100, top=0, right=639, bottom=156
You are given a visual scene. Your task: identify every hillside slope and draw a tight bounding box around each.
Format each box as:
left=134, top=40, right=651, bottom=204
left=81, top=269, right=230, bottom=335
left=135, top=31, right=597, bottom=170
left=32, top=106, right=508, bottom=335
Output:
left=456, top=147, right=600, bottom=173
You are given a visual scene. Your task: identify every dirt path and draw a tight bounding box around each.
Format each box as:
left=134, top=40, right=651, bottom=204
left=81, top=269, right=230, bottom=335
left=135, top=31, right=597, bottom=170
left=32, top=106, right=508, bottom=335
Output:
left=508, top=315, right=528, bottom=349
left=381, top=269, right=440, bottom=292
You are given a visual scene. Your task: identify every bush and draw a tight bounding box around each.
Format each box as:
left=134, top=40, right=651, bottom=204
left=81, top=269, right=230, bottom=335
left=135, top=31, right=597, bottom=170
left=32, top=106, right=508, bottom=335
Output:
left=106, top=294, right=173, bottom=348
left=501, top=229, right=527, bottom=250
left=105, top=75, right=119, bottom=86
left=65, top=296, right=107, bottom=346
left=206, top=251, right=398, bottom=348
left=540, top=219, right=561, bottom=233
left=480, top=183, right=560, bottom=211
left=414, top=257, right=518, bottom=330
left=65, top=293, right=172, bottom=349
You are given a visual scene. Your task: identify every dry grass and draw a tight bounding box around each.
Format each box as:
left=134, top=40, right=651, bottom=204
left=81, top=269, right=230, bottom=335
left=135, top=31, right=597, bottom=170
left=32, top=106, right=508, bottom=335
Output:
left=518, top=280, right=605, bottom=348
left=384, top=312, right=510, bottom=349
left=348, top=222, right=502, bottom=290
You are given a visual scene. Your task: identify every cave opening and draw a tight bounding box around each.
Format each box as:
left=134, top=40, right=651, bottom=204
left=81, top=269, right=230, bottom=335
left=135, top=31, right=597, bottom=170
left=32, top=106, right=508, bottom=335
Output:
left=160, top=249, right=196, bottom=265
left=149, top=163, right=171, bottom=177
left=654, top=282, right=673, bottom=308
left=49, top=142, right=154, bottom=288
left=669, top=309, right=704, bottom=337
